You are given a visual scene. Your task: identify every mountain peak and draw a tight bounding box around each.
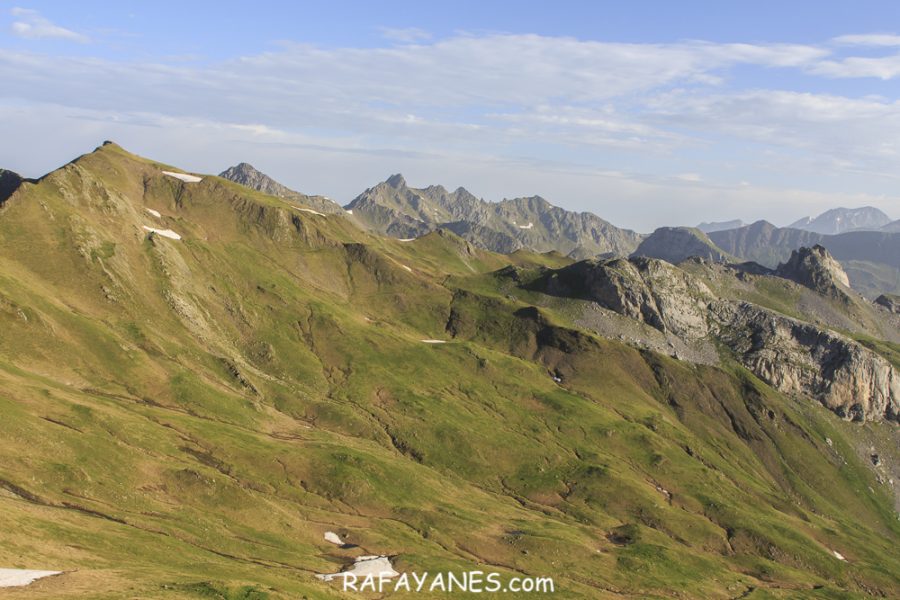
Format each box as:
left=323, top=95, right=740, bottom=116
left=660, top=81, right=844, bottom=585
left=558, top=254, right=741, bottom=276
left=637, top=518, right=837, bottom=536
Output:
left=219, top=162, right=342, bottom=214
left=776, top=244, right=851, bottom=294
left=788, top=206, right=891, bottom=234
left=385, top=173, right=407, bottom=188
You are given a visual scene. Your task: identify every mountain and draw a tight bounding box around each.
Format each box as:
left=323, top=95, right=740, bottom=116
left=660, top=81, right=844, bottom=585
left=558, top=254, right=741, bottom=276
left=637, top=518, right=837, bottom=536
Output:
left=696, top=219, right=744, bottom=233
left=631, top=226, right=732, bottom=263
left=775, top=244, right=852, bottom=299
left=346, top=173, right=643, bottom=258
left=0, top=143, right=898, bottom=598
left=219, top=162, right=345, bottom=215
left=883, top=219, right=900, bottom=232
left=788, top=206, right=892, bottom=235
left=709, top=220, right=900, bottom=298
left=0, top=168, right=22, bottom=205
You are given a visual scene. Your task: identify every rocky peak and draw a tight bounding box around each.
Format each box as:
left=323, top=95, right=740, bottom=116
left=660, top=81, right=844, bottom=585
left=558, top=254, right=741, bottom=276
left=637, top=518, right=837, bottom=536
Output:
left=775, top=245, right=851, bottom=294
left=219, top=162, right=343, bottom=215
left=385, top=173, right=407, bottom=188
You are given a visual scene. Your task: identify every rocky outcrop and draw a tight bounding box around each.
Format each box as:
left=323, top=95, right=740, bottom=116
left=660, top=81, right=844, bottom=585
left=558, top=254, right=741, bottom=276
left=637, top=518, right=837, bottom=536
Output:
left=775, top=245, right=851, bottom=297
left=875, top=294, right=900, bottom=313
left=537, top=257, right=713, bottom=339
left=631, top=227, right=732, bottom=264
left=529, top=254, right=900, bottom=423
left=219, top=163, right=344, bottom=215
left=0, top=169, right=22, bottom=206
left=713, top=302, right=899, bottom=422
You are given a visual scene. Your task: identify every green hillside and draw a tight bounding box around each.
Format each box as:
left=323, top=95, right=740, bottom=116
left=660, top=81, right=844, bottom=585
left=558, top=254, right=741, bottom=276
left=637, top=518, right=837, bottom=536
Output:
left=0, top=143, right=897, bottom=599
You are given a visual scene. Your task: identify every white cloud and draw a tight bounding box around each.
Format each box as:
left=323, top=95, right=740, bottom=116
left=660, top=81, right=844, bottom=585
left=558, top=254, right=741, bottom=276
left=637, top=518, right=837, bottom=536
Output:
left=10, top=7, right=88, bottom=43
left=646, top=89, right=900, bottom=174
left=810, top=54, right=900, bottom=79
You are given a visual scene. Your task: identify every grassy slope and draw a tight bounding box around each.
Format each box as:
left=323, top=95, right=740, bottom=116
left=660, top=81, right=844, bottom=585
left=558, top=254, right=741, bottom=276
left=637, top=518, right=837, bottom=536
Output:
left=0, top=144, right=896, bottom=599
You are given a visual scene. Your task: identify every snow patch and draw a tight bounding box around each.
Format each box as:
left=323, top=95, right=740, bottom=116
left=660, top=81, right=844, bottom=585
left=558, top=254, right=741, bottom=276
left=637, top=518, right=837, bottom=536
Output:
left=316, top=555, right=399, bottom=582
left=420, top=339, right=446, bottom=344
left=518, top=222, right=534, bottom=230
left=397, top=238, right=416, bottom=242
left=401, top=264, right=413, bottom=272
left=345, top=209, right=353, bottom=215
left=293, top=206, right=326, bottom=217
left=145, top=208, right=162, bottom=218
left=832, top=550, right=846, bottom=561
left=0, top=569, right=61, bottom=588
left=324, top=531, right=343, bottom=546
left=142, top=226, right=182, bottom=240
left=162, top=171, right=202, bottom=183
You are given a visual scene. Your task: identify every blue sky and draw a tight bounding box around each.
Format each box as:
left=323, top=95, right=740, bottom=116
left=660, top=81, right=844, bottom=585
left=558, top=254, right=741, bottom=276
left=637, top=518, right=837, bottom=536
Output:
left=2, top=1, right=900, bottom=230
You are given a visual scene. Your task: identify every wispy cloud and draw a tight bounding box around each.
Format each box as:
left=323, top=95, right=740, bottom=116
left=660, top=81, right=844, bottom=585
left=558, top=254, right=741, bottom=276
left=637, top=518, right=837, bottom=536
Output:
left=3, top=31, right=900, bottom=228
left=10, top=7, right=89, bottom=43
left=831, top=33, right=900, bottom=47
left=379, top=27, right=431, bottom=43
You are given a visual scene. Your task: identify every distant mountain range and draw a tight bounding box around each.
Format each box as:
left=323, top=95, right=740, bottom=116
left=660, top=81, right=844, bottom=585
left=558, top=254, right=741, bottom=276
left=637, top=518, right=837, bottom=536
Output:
left=696, top=219, right=745, bottom=233
left=342, top=173, right=643, bottom=258
left=220, top=163, right=900, bottom=298
left=788, top=206, right=892, bottom=234
left=706, top=220, right=900, bottom=298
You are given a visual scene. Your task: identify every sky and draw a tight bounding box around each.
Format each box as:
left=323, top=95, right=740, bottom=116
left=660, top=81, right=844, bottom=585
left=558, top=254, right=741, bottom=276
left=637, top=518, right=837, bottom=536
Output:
left=2, top=1, right=900, bottom=231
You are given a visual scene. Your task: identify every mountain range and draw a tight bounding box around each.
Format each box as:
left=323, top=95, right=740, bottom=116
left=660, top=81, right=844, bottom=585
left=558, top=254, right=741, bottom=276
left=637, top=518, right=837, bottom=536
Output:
left=221, top=164, right=900, bottom=299
left=0, top=143, right=897, bottom=598
left=788, top=206, right=893, bottom=235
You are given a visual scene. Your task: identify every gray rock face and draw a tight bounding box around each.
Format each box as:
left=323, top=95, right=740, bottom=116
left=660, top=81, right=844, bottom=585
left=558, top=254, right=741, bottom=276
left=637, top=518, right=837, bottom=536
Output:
left=345, top=174, right=642, bottom=257
left=631, top=227, right=731, bottom=264
left=219, top=163, right=344, bottom=215
left=713, top=302, right=899, bottom=422
left=532, top=253, right=900, bottom=423
left=875, top=294, right=900, bottom=313
left=541, top=257, right=713, bottom=339
left=775, top=245, right=851, bottom=296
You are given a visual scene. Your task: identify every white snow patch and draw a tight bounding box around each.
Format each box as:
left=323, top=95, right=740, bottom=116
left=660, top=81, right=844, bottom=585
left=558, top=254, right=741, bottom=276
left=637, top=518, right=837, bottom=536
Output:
left=161, top=171, right=202, bottom=183
left=142, top=226, right=182, bottom=240
left=293, top=206, right=326, bottom=217
left=420, top=339, right=446, bottom=344
left=316, top=555, right=399, bottom=582
left=832, top=550, right=846, bottom=561
left=324, top=531, right=343, bottom=546
left=397, top=238, right=416, bottom=242
left=0, top=569, right=61, bottom=588
left=401, top=264, right=413, bottom=272
left=345, top=209, right=353, bottom=215
left=518, top=222, right=534, bottom=230
left=145, top=208, right=162, bottom=218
